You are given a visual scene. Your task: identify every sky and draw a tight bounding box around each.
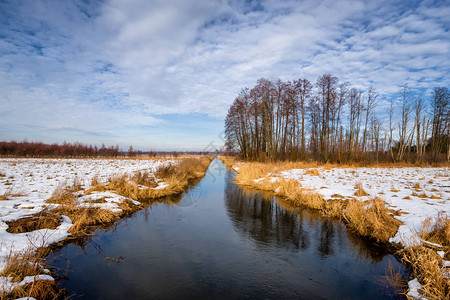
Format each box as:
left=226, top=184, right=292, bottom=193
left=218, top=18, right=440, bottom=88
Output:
left=0, top=0, right=449, bottom=151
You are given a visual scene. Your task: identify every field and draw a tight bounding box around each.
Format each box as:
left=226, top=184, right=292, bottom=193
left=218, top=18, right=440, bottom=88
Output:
left=0, top=156, right=211, bottom=297
left=220, top=156, right=450, bottom=299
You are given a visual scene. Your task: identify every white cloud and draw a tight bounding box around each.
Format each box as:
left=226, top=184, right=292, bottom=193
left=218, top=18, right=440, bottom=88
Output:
left=0, top=0, right=448, bottom=148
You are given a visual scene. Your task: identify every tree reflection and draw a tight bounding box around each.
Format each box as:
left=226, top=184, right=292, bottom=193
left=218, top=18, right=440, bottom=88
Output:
left=224, top=177, right=394, bottom=262
left=225, top=179, right=310, bottom=250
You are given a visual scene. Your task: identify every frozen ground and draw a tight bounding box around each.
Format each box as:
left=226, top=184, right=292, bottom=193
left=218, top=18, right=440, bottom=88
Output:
left=0, top=157, right=175, bottom=292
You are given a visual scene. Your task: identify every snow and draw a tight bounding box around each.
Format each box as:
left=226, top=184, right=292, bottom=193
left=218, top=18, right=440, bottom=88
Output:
left=0, top=157, right=174, bottom=293
left=153, top=182, right=169, bottom=190
left=407, top=278, right=427, bottom=300
left=276, top=167, right=449, bottom=247
left=0, top=274, right=54, bottom=294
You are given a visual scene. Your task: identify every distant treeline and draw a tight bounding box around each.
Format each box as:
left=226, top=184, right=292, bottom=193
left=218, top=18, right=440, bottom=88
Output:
left=0, top=141, right=122, bottom=157
left=225, top=75, right=449, bottom=163
left=0, top=141, right=217, bottom=158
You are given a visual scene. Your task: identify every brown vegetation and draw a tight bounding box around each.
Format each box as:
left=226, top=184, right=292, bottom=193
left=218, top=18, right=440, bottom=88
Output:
left=0, top=247, right=63, bottom=299
left=6, top=210, right=60, bottom=234
left=229, top=159, right=401, bottom=243
left=343, top=198, right=401, bottom=243
left=354, top=183, right=370, bottom=197
left=0, top=140, right=123, bottom=157
left=401, top=244, right=450, bottom=299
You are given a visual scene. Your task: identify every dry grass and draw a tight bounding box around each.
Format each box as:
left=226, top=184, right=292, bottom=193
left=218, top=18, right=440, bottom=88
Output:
left=132, top=171, right=157, bottom=187
left=354, top=183, right=370, bottom=197
left=6, top=279, right=61, bottom=300
left=154, top=164, right=177, bottom=179
left=218, top=155, right=450, bottom=169
left=0, top=247, right=63, bottom=299
left=46, top=187, right=78, bottom=205
left=53, top=206, right=118, bottom=234
left=322, top=200, right=346, bottom=219
left=217, top=155, right=239, bottom=169
left=45, top=156, right=213, bottom=234
left=420, top=214, right=450, bottom=247
left=385, top=260, right=408, bottom=297
left=6, top=210, right=60, bottom=234
left=305, top=168, right=320, bottom=176
left=0, top=191, right=9, bottom=201
left=399, top=214, right=450, bottom=300
left=0, top=248, right=48, bottom=283
left=402, top=247, right=449, bottom=299
left=230, top=159, right=401, bottom=243
left=88, top=156, right=213, bottom=201
left=343, top=198, right=402, bottom=243
left=0, top=189, right=24, bottom=201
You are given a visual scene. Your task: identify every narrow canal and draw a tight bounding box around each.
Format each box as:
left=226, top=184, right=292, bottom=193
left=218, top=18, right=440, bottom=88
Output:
left=49, top=158, right=406, bottom=299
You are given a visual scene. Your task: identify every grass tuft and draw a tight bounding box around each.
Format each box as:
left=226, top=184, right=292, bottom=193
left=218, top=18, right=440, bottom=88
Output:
left=354, top=183, right=370, bottom=197
left=343, top=198, right=402, bottom=243
left=420, top=214, right=450, bottom=247
left=6, top=210, right=61, bottom=234
left=401, top=246, right=450, bottom=300
left=305, top=168, right=320, bottom=176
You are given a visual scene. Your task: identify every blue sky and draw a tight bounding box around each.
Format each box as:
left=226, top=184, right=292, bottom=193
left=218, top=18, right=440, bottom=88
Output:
left=0, top=0, right=449, bottom=151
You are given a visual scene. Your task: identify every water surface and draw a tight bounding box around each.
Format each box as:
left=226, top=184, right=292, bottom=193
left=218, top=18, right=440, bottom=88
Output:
left=49, top=158, right=406, bottom=299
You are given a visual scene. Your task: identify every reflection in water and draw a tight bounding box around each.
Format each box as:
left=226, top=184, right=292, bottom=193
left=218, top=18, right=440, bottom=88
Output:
left=47, top=159, right=407, bottom=300
left=225, top=179, right=311, bottom=250
left=224, top=170, right=395, bottom=264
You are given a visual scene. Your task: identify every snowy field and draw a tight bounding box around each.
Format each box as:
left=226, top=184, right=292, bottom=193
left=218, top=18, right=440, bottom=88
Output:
left=0, top=157, right=175, bottom=292
left=264, top=167, right=450, bottom=247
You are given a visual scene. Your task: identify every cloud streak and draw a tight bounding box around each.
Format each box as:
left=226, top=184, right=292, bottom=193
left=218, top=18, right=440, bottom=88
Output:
left=0, top=0, right=448, bottom=149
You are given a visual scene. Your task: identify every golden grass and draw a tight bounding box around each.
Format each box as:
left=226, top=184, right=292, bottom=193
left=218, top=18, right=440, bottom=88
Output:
left=131, top=171, right=157, bottom=187
left=46, top=187, right=78, bottom=205
left=402, top=247, right=449, bottom=299
left=54, top=206, right=118, bottom=234
left=305, top=168, right=320, bottom=176
left=229, top=159, right=401, bottom=243
left=343, top=198, right=402, bottom=243
left=0, top=248, right=48, bottom=283
left=322, top=200, right=346, bottom=219
left=420, top=214, right=450, bottom=247
left=217, top=155, right=450, bottom=169
left=0, top=247, right=63, bottom=299
left=87, top=156, right=213, bottom=201
left=6, top=210, right=60, bottom=234
left=217, top=155, right=239, bottom=169
left=0, top=192, right=9, bottom=201
left=6, top=279, right=61, bottom=300
left=0, top=189, right=24, bottom=201
left=154, top=164, right=177, bottom=179
left=399, top=214, right=450, bottom=299
left=354, top=183, right=370, bottom=197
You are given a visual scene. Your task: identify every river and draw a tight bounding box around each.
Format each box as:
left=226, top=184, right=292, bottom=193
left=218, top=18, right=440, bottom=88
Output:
left=48, top=158, right=407, bottom=299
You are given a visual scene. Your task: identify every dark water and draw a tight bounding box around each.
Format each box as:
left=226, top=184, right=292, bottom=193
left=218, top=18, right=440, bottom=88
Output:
left=49, top=158, right=406, bottom=299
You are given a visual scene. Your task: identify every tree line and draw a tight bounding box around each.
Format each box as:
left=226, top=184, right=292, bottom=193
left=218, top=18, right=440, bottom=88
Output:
left=225, top=75, right=449, bottom=163
left=0, top=141, right=123, bottom=157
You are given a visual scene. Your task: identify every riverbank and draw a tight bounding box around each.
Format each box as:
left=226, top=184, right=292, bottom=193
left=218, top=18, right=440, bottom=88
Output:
left=0, top=156, right=213, bottom=298
left=219, top=156, right=450, bottom=299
